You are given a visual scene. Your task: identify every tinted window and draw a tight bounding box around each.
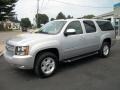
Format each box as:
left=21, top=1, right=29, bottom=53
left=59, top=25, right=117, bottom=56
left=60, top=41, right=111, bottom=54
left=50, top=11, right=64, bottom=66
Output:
left=66, top=21, right=83, bottom=34
left=83, top=20, right=96, bottom=33
left=96, top=21, right=114, bottom=31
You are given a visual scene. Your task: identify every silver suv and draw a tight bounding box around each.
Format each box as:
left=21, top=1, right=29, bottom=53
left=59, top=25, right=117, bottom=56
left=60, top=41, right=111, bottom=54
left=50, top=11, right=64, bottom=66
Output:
left=4, top=19, right=116, bottom=78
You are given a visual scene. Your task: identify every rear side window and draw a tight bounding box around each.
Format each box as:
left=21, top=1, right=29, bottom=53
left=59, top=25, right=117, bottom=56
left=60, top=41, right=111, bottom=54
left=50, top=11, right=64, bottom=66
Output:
left=96, top=21, right=114, bottom=31
left=83, top=20, right=96, bottom=33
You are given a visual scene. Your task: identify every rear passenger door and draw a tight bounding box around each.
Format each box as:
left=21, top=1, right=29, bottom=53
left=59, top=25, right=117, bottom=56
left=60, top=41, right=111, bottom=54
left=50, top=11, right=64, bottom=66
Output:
left=82, top=20, right=100, bottom=53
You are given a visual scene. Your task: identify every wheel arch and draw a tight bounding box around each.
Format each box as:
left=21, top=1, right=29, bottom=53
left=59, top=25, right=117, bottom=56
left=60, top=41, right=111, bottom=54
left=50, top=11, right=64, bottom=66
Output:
left=33, top=48, right=59, bottom=68
left=102, top=38, right=111, bottom=47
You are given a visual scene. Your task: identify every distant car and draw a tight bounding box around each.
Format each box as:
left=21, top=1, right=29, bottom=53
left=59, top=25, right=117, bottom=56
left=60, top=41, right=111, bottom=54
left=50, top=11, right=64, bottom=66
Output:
left=22, top=27, right=27, bottom=32
left=4, top=19, right=116, bottom=78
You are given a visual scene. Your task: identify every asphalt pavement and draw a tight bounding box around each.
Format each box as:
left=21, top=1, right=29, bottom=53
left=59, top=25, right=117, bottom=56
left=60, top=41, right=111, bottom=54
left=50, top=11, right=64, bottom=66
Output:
left=0, top=41, right=120, bottom=90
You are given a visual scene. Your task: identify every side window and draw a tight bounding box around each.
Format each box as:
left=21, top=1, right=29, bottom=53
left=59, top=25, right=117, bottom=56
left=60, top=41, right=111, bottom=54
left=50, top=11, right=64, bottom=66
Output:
left=96, top=21, right=114, bottom=31
left=66, top=21, right=83, bottom=34
left=83, top=20, right=96, bottom=33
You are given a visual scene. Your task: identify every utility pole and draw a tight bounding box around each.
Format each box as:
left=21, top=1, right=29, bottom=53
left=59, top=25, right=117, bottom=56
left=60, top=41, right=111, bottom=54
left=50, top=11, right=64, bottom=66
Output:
left=36, top=0, right=40, bottom=28
left=118, top=18, right=120, bottom=36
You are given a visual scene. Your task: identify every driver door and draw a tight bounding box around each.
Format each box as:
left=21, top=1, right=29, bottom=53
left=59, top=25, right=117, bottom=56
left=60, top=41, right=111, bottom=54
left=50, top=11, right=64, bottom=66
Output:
left=61, top=21, right=86, bottom=59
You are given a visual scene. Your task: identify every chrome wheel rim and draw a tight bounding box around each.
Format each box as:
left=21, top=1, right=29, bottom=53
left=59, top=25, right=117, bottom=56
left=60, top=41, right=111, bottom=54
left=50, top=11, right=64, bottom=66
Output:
left=103, top=45, right=109, bottom=56
left=41, top=57, right=55, bottom=75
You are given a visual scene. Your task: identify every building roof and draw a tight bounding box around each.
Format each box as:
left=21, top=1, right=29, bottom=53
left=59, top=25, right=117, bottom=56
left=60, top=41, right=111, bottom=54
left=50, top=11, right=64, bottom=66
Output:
left=54, top=18, right=108, bottom=22
left=94, top=11, right=114, bottom=19
left=114, top=3, right=120, bottom=8
left=94, top=2, right=120, bottom=19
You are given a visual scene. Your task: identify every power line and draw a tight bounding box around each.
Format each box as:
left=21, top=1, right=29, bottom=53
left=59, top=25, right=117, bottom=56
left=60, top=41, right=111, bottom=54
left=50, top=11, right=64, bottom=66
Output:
left=43, top=0, right=50, bottom=10
left=50, top=0, right=113, bottom=8
left=40, top=0, right=45, bottom=12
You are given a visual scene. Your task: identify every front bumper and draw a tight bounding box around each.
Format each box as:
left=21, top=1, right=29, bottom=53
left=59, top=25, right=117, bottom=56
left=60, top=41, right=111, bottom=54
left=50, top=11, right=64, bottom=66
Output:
left=4, top=52, right=34, bottom=69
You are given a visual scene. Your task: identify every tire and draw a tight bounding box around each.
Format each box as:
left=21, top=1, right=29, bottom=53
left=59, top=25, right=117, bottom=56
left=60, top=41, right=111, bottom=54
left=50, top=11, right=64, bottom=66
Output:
left=34, top=52, right=58, bottom=78
left=98, top=42, right=110, bottom=58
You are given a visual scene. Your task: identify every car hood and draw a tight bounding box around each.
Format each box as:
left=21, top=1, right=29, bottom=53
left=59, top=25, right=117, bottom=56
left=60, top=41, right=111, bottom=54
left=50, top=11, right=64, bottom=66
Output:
left=7, top=33, right=56, bottom=46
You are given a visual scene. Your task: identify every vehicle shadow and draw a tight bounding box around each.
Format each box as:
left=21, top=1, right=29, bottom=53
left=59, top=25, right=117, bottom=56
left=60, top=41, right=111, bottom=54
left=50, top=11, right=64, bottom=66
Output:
left=58, top=54, right=100, bottom=73
left=12, top=54, right=101, bottom=79
left=12, top=68, right=37, bottom=80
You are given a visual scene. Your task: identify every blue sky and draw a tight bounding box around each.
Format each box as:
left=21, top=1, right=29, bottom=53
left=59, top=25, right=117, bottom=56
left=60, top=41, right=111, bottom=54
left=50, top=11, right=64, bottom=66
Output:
left=14, top=0, right=119, bottom=23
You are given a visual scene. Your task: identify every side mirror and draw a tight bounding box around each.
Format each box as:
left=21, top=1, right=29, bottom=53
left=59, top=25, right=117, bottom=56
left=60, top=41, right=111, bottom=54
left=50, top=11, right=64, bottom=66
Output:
left=64, top=29, right=76, bottom=36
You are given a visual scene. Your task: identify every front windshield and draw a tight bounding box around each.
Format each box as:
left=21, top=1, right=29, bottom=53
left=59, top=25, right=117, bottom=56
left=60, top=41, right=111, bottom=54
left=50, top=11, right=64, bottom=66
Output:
left=36, top=21, right=67, bottom=34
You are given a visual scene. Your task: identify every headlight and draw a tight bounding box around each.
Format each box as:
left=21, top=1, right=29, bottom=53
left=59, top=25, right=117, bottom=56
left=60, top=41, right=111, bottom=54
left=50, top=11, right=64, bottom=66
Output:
left=15, top=46, right=29, bottom=56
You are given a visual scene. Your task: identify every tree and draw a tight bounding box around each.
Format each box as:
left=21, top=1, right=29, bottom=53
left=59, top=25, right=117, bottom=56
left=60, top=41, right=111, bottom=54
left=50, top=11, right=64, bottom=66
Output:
left=20, top=18, right=31, bottom=28
left=0, top=0, right=18, bottom=21
left=82, top=15, right=95, bottom=19
left=35, top=13, right=49, bottom=28
left=67, top=15, right=73, bottom=19
left=9, top=16, right=19, bottom=23
left=50, top=18, right=55, bottom=21
left=56, top=12, right=66, bottom=19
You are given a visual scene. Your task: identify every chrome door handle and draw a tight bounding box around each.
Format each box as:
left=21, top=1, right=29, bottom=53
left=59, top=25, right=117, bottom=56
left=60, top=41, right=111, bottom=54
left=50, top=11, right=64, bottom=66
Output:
left=80, top=37, right=84, bottom=40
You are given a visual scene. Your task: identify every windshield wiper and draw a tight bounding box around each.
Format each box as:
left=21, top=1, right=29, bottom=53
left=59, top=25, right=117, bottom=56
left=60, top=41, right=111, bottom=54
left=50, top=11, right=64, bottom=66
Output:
left=40, top=31, right=49, bottom=34
left=35, top=31, right=49, bottom=34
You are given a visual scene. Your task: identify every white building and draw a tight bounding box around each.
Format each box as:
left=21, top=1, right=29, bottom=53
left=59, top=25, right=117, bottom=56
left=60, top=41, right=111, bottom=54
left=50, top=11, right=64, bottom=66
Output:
left=94, top=11, right=114, bottom=24
left=0, top=19, right=21, bottom=30
left=94, top=3, right=120, bottom=36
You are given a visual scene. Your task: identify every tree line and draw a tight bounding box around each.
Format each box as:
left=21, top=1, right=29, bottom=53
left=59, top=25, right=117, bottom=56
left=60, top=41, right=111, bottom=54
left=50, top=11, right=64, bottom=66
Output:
left=20, top=12, right=74, bottom=28
left=20, top=12, right=95, bottom=29
left=0, top=0, right=18, bottom=21
left=0, top=0, right=18, bottom=31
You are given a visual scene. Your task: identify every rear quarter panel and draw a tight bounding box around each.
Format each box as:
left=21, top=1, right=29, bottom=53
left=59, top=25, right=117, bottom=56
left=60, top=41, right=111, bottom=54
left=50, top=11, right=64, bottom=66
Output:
left=100, top=30, right=116, bottom=48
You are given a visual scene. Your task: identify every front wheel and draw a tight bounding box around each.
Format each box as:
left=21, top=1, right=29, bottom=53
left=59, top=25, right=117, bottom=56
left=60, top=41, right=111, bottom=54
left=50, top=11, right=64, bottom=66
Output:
left=98, top=42, right=110, bottom=58
left=34, top=52, right=58, bottom=78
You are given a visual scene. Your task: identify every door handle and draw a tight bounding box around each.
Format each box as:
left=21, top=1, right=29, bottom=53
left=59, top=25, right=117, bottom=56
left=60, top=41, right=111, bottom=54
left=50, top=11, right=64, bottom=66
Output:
left=80, top=37, right=84, bottom=40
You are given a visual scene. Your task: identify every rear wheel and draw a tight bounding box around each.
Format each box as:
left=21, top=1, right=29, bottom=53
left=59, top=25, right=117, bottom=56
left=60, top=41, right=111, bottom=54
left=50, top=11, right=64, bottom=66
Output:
left=34, top=52, right=58, bottom=78
left=98, top=42, right=110, bottom=58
